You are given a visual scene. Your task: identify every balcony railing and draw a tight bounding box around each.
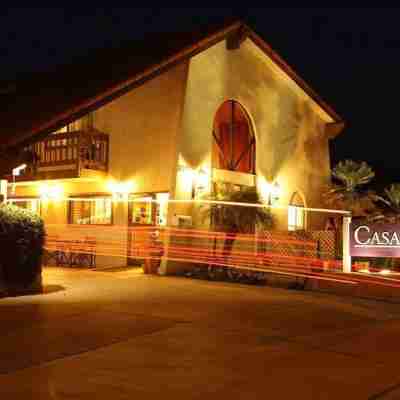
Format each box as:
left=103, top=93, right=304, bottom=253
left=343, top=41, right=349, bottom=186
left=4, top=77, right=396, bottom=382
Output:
left=18, top=129, right=109, bottom=181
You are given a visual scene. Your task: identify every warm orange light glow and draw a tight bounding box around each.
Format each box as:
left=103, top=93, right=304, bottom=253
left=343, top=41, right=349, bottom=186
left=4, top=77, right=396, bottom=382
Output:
left=41, top=223, right=400, bottom=289
left=107, top=180, right=134, bottom=201
left=195, top=168, right=209, bottom=192
left=39, top=184, right=63, bottom=201
left=258, top=177, right=281, bottom=205
left=178, top=166, right=195, bottom=193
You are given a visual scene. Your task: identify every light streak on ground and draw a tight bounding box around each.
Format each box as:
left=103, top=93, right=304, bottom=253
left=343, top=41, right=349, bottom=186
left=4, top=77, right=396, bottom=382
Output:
left=43, top=224, right=400, bottom=289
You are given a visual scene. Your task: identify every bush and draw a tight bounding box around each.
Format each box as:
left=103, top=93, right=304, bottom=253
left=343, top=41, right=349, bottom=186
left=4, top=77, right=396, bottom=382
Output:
left=0, top=204, right=45, bottom=288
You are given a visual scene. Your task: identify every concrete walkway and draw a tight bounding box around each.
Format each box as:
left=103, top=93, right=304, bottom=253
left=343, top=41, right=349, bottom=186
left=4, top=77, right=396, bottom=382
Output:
left=1, top=267, right=400, bottom=399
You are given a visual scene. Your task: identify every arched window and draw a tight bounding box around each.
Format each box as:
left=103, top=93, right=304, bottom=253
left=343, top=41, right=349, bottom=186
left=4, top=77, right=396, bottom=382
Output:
left=288, top=192, right=306, bottom=231
left=212, top=100, right=255, bottom=174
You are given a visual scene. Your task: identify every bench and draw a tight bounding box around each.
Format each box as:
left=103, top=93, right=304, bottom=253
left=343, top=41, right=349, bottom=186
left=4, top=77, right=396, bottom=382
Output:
left=44, top=235, right=96, bottom=268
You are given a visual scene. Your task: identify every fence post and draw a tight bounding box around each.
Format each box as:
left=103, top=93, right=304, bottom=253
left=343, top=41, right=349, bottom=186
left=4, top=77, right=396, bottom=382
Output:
left=342, top=215, right=352, bottom=273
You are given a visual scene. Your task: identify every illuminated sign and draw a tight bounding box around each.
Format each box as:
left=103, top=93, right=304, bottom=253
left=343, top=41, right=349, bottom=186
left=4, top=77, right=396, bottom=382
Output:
left=350, top=223, right=400, bottom=257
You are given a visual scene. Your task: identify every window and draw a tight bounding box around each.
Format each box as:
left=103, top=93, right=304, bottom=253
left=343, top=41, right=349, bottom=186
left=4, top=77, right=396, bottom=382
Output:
left=54, top=113, right=94, bottom=134
left=212, top=100, right=255, bottom=174
left=288, top=192, right=306, bottom=231
left=129, top=196, right=153, bottom=225
left=288, top=206, right=305, bottom=231
left=69, top=197, right=112, bottom=225
left=8, top=199, right=41, bottom=215
left=128, top=193, right=170, bottom=226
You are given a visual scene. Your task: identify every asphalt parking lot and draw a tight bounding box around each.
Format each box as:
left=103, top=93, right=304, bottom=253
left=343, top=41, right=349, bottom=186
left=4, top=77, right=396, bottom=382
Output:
left=1, top=267, right=400, bottom=399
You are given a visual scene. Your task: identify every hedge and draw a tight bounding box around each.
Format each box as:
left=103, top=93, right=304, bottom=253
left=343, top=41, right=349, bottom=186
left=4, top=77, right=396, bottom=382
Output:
left=0, top=204, right=45, bottom=288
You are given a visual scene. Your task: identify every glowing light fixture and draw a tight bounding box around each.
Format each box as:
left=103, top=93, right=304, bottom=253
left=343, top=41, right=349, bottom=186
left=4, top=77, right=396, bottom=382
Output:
left=259, top=179, right=281, bottom=206
left=271, top=181, right=281, bottom=201
left=195, top=169, right=209, bottom=192
left=12, top=164, right=27, bottom=177
left=39, top=184, right=63, bottom=201
left=178, top=166, right=209, bottom=199
left=178, top=165, right=195, bottom=198
left=11, top=164, right=28, bottom=195
left=107, top=180, right=133, bottom=201
left=178, top=166, right=194, bottom=188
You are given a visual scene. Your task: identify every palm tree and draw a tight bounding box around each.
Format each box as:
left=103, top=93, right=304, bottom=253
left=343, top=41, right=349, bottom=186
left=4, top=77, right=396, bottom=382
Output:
left=376, top=184, right=400, bottom=222
left=202, top=183, right=273, bottom=261
left=372, top=184, right=400, bottom=270
left=324, top=160, right=378, bottom=216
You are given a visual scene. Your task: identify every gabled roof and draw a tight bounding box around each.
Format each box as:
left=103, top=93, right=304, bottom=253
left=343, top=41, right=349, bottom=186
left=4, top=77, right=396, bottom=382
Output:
left=0, top=18, right=343, bottom=151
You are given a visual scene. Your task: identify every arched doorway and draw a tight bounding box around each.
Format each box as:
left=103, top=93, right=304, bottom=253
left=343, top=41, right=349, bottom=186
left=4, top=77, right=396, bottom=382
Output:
left=288, top=192, right=306, bottom=231
left=212, top=100, right=255, bottom=174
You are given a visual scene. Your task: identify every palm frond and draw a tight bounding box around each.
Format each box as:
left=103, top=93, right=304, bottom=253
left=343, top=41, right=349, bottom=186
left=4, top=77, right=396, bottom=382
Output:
left=383, top=184, right=400, bottom=212
left=324, top=160, right=377, bottom=216
left=201, top=184, right=273, bottom=233
left=332, top=160, right=375, bottom=191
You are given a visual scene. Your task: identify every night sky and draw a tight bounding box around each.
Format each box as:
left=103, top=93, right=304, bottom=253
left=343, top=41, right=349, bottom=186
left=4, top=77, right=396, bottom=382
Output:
left=1, top=7, right=399, bottom=186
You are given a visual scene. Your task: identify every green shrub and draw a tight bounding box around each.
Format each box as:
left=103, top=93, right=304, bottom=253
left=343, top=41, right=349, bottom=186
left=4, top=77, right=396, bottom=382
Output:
left=0, top=204, right=45, bottom=287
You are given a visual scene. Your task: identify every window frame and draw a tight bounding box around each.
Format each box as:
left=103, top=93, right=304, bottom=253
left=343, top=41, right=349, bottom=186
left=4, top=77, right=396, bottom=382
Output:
left=288, top=205, right=305, bottom=231
left=68, top=193, right=113, bottom=225
left=288, top=192, right=306, bottom=231
left=7, top=197, right=42, bottom=216
left=128, top=191, right=170, bottom=227
left=212, top=100, right=256, bottom=175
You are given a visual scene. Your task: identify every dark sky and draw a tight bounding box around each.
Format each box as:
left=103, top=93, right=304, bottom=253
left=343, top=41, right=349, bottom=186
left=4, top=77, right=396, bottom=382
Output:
left=1, top=7, right=399, bottom=185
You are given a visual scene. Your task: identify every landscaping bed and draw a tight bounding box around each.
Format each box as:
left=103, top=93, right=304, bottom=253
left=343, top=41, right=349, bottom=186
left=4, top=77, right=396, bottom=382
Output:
left=177, top=264, right=268, bottom=286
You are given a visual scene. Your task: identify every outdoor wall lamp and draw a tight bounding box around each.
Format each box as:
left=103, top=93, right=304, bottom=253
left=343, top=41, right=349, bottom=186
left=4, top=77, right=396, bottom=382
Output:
left=11, top=164, right=27, bottom=195
left=39, top=184, right=64, bottom=201
left=194, top=168, right=209, bottom=194
left=269, top=181, right=281, bottom=205
left=178, top=165, right=195, bottom=193
left=178, top=166, right=209, bottom=199
left=260, top=180, right=281, bottom=206
left=12, top=164, right=27, bottom=177
left=107, top=180, right=133, bottom=202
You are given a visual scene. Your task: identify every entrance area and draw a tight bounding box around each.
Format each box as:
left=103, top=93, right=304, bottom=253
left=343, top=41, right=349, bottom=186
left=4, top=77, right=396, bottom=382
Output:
left=127, top=193, right=169, bottom=265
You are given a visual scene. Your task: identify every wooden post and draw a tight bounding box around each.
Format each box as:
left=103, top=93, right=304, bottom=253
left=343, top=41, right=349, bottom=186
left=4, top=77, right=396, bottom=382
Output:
left=342, top=215, right=352, bottom=273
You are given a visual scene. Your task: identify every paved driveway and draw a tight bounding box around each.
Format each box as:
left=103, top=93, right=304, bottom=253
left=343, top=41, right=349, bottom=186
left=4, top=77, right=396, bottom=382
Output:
left=1, top=267, right=400, bottom=399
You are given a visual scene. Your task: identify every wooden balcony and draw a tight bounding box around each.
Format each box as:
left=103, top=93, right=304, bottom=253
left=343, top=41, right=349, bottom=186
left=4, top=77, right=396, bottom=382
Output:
left=13, top=129, right=109, bottom=181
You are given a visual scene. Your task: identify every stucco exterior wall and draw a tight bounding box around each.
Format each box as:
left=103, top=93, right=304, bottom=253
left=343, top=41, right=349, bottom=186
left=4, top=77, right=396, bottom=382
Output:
left=9, top=63, right=189, bottom=267
left=7, top=39, right=338, bottom=273
left=6, top=185, right=129, bottom=268
left=93, top=62, right=188, bottom=194
left=176, top=38, right=333, bottom=230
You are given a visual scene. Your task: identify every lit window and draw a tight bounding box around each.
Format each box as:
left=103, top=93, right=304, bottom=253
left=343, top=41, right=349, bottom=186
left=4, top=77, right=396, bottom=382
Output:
left=129, top=196, right=153, bottom=225
left=288, top=192, right=306, bottom=231
left=128, top=193, right=170, bottom=226
left=288, top=206, right=305, bottom=231
left=69, top=197, right=112, bottom=225
left=8, top=199, right=41, bottom=215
